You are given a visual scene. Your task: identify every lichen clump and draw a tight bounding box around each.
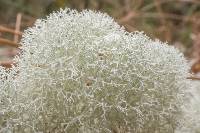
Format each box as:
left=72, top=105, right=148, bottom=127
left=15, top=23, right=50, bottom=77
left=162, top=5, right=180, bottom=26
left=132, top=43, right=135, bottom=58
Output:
left=0, top=9, right=193, bottom=132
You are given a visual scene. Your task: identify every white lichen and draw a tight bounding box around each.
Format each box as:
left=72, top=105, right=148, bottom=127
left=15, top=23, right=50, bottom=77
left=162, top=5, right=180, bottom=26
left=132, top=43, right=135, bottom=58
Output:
left=0, top=8, right=195, bottom=133
left=176, top=81, right=200, bottom=133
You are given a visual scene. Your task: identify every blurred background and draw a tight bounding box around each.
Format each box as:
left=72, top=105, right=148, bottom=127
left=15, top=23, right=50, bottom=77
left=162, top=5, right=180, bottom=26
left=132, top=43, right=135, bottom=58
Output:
left=0, top=0, right=200, bottom=76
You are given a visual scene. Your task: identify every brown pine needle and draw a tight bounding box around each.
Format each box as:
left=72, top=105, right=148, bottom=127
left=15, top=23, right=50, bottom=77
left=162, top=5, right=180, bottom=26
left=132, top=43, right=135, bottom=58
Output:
left=187, top=76, right=200, bottom=80
left=14, top=13, right=22, bottom=43
left=0, top=38, right=20, bottom=47
left=0, top=60, right=16, bottom=68
left=0, top=26, right=22, bottom=35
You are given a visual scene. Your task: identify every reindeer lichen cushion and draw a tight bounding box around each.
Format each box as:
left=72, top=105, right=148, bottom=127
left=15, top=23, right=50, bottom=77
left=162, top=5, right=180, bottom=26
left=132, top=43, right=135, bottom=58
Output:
left=0, top=8, right=197, bottom=133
